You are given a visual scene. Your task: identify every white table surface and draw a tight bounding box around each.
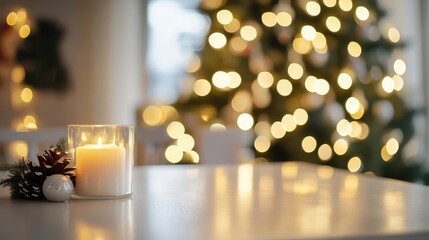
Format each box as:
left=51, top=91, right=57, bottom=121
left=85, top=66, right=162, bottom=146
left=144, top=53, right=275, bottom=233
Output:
left=1, top=161, right=429, bottom=240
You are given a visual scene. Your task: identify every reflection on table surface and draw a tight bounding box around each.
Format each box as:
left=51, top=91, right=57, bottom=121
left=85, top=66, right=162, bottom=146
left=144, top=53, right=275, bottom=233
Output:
left=1, top=162, right=429, bottom=240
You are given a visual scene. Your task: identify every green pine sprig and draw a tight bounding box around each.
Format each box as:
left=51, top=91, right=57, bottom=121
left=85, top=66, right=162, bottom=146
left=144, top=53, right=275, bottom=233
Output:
left=0, top=158, right=28, bottom=199
left=55, top=137, right=68, bottom=152
left=0, top=137, right=73, bottom=199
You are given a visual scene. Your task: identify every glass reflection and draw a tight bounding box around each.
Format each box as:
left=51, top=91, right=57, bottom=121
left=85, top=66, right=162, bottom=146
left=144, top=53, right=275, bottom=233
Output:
left=71, top=198, right=133, bottom=240
left=214, top=167, right=231, bottom=235
left=382, top=190, right=405, bottom=230
left=293, top=178, right=318, bottom=195
left=317, top=165, right=334, bottom=180
left=258, top=174, right=275, bottom=215
left=238, top=164, right=253, bottom=194
left=299, top=204, right=332, bottom=233
left=340, top=174, right=359, bottom=199
left=282, top=162, right=298, bottom=179
left=214, top=168, right=228, bottom=194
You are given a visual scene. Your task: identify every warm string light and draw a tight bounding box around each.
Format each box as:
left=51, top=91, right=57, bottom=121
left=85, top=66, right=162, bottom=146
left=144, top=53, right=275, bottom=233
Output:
left=5, top=9, right=38, bottom=162
left=6, top=9, right=31, bottom=39
left=209, top=32, right=227, bottom=49
left=326, top=16, right=341, bottom=32
left=142, top=105, right=178, bottom=126
left=140, top=106, right=202, bottom=164
left=6, top=9, right=38, bottom=133
left=306, top=1, right=321, bottom=16
left=146, top=0, right=411, bottom=173
left=165, top=120, right=199, bottom=164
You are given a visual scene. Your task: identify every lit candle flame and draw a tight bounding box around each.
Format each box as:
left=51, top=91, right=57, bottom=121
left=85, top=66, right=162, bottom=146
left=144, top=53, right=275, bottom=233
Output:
left=97, top=137, right=102, bottom=145
left=81, top=133, right=88, bottom=142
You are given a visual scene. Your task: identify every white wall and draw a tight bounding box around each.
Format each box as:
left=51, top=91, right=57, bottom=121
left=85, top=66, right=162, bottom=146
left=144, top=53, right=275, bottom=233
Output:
left=379, top=0, right=427, bottom=168
left=379, top=0, right=424, bottom=107
left=0, top=0, right=147, bottom=128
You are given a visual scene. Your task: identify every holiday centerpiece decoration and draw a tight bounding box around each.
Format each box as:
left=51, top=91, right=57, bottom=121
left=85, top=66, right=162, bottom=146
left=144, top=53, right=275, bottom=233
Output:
left=42, top=174, right=74, bottom=201
left=0, top=138, right=76, bottom=201
left=68, top=125, right=134, bottom=199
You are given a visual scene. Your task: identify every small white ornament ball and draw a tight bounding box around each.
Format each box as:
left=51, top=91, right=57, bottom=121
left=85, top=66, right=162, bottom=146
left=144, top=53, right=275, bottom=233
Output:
left=42, top=174, right=74, bottom=202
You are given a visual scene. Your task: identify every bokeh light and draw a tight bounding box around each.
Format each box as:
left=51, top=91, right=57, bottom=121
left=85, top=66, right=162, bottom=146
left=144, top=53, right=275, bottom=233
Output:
left=201, top=0, right=224, bottom=10
left=240, top=25, right=257, bottom=41
left=210, top=123, right=226, bottom=131
left=16, top=9, right=27, bottom=23
left=261, top=12, right=277, bottom=27
left=21, top=88, right=33, bottom=103
left=348, top=41, right=362, bottom=57
left=209, top=32, right=227, bottom=49
left=337, top=119, right=351, bottom=136
left=393, top=59, right=406, bottom=76
left=302, top=136, right=317, bottom=153
left=301, top=25, right=317, bottom=41
left=228, top=71, right=242, bottom=88
left=277, top=12, right=293, bottom=27
left=143, top=106, right=163, bottom=126
left=276, top=79, right=293, bottom=96
left=6, top=12, right=17, bottom=26
left=326, top=16, right=341, bottom=32
left=11, top=65, right=25, bottom=83
left=348, top=156, right=362, bottom=172
left=177, top=134, right=195, bottom=151
left=293, top=108, right=308, bottom=126
left=385, top=138, right=399, bottom=155
left=313, top=32, right=327, bottom=52
left=293, top=37, right=312, bottom=54
left=165, top=145, right=183, bottom=163
left=254, top=135, right=271, bottom=153
left=194, top=79, right=212, bottom=96
left=339, top=0, right=353, bottom=11
left=345, top=97, right=360, bottom=115
left=231, top=90, right=252, bottom=112
left=381, top=76, right=395, bottom=93
left=393, top=75, right=404, bottom=91
left=333, top=138, right=348, bottom=155
left=288, top=63, right=304, bottom=80
left=225, top=18, right=240, bottom=33
left=271, top=121, right=286, bottom=139
left=318, top=144, right=332, bottom=161
left=356, top=6, right=370, bottom=21
left=323, top=0, right=336, bottom=7
left=237, top=113, right=254, bottom=130
left=167, top=121, right=185, bottom=139
left=337, top=72, right=353, bottom=89
left=257, top=71, right=274, bottom=88
left=230, top=36, right=248, bottom=52
left=281, top=114, right=297, bottom=132
left=19, top=25, right=31, bottom=38
left=217, top=9, right=233, bottom=25
left=388, top=27, right=400, bottom=43
left=212, top=71, right=230, bottom=88
left=9, top=141, right=28, bottom=159
left=306, top=1, right=321, bottom=16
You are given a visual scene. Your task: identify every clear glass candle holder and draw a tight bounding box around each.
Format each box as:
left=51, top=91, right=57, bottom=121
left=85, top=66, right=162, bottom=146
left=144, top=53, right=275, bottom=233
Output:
left=68, top=125, right=134, bottom=199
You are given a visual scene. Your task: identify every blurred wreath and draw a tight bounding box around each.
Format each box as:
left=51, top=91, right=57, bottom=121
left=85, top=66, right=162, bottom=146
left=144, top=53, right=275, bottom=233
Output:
left=16, top=19, right=69, bottom=91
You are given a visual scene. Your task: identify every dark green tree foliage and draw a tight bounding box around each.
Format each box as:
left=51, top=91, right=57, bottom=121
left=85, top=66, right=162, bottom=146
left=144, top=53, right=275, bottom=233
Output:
left=174, top=0, right=422, bottom=181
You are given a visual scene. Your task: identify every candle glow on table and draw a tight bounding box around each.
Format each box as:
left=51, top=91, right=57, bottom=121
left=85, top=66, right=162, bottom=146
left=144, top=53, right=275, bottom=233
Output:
left=75, top=138, right=128, bottom=196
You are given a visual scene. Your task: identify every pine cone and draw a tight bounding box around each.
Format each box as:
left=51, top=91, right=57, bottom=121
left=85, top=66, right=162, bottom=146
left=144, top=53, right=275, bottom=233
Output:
left=18, top=146, right=76, bottom=199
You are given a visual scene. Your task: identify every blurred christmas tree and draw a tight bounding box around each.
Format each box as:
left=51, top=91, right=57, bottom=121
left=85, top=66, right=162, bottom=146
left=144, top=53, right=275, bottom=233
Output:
left=171, top=0, right=423, bottom=181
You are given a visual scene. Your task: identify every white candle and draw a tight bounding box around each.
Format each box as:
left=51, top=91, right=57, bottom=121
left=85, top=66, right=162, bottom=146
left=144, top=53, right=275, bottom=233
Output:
left=75, top=142, right=128, bottom=196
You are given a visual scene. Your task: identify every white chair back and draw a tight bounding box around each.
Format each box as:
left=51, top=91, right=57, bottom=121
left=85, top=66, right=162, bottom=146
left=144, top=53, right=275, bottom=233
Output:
left=0, top=128, right=67, bottom=163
